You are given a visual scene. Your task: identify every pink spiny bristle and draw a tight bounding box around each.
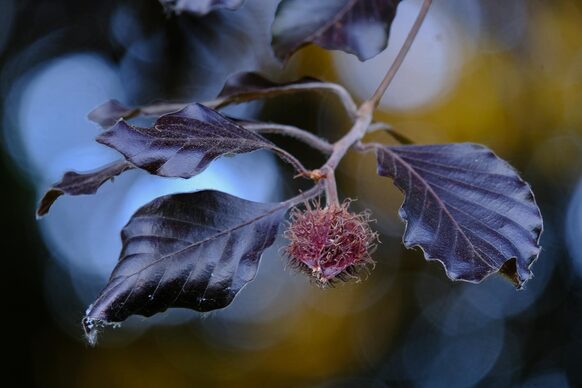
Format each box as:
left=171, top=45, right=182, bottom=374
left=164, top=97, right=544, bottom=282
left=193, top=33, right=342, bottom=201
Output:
left=284, top=200, right=378, bottom=285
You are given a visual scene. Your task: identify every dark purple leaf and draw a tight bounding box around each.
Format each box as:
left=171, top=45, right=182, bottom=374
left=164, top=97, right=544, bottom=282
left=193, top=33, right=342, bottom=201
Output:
left=87, top=100, right=136, bottom=128
left=37, top=161, right=133, bottom=218
left=96, top=103, right=279, bottom=179
left=376, top=143, right=543, bottom=288
left=83, top=190, right=289, bottom=345
left=159, top=0, right=245, bottom=15
left=272, top=0, right=402, bottom=62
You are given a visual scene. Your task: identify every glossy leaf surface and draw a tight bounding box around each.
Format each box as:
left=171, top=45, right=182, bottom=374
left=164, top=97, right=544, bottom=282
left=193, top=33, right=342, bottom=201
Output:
left=83, top=190, right=288, bottom=344
left=96, top=103, right=276, bottom=178
left=37, top=161, right=133, bottom=217
left=376, top=143, right=543, bottom=287
left=272, top=0, right=401, bottom=61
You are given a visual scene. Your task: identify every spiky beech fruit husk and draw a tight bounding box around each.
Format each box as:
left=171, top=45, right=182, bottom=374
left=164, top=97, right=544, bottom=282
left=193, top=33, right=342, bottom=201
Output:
left=284, top=200, right=378, bottom=285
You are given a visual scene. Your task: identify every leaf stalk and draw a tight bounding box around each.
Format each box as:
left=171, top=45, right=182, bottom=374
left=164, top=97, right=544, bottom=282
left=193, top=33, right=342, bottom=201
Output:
left=315, top=0, right=432, bottom=203
left=368, top=0, right=433, bottom=108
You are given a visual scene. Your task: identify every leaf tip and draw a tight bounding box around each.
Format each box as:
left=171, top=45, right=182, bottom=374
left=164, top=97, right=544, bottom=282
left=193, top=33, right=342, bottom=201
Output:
left=88, top=100, right=135, bottom=128
left=82, top=315, right=100, bottom=347
left=82, top=307, right=120, bottom=347
left=499, top=257, right=532, bottom=289
left=36, top=188, right=64, bottom=218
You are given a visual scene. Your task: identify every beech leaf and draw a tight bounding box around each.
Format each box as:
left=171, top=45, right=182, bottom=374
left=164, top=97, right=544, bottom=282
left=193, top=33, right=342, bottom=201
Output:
left=96, top=103, right=279, bottom=179
left=272, top=0, right=402, bottom=62
left=83, top=190, right=291, bottom=345
left=159, top=0, right=245, bottom=15
left=37, top=161, right=133, bottom=217
left=376, top=143, right=543, bottom=288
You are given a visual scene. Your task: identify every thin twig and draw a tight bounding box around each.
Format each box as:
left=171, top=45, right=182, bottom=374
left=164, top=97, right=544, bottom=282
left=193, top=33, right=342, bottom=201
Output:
left=134, top=1, right=432, bottom=203
left=316, top=83, right=359, bottom=119
left=118, top=81, right=358, bottom=121
left=285, top=181, right=325, bottom=207
left=213, top=82, right=358, bottom=119
left=367, top=122, right=414, bottom=144
left=369, top=0, right=433, bottom=108
left=272, top=147, right=310, bottom=177
left=324, top=170, right=339, bottom=206
left=243, top=123, right=333, bottom=154
left=321, top=101, right=374, bottom=205
left=367, top=122, right=393, bottom=132
left=317, top=0, right=432, bottom=204
left=353, top=141, right=383, bottom=153
left=324, top=102, right=374, bottom=173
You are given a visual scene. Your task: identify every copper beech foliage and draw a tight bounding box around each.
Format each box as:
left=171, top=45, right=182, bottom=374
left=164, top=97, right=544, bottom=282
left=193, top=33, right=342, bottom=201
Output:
left=82, top=188, right=319, bottom=346
left=37, top=0, right=543, bottom=344
left=375, top=144, right=542, bottom=288
left=272, top=0, right=402, bottom=61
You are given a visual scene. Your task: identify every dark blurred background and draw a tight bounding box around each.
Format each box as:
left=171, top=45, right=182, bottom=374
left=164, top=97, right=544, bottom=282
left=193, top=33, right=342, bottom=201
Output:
left=2, top=0, right=581, bottom=387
